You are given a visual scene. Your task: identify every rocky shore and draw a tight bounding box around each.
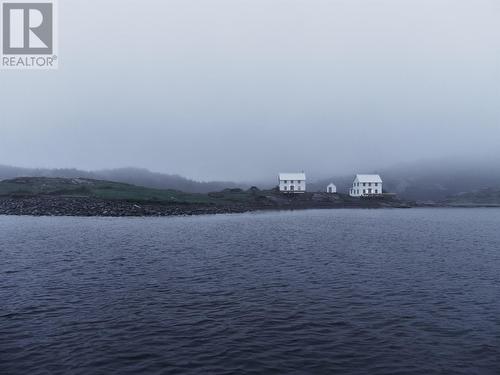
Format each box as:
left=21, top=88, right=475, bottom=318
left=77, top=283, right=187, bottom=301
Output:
left=0, top=177, right=416, bottom=217
left=0, top=195, right=412, bottom=218
left=0, top=197, right=253, bottom=217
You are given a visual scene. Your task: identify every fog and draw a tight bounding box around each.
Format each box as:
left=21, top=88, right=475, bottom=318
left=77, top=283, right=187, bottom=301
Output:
left=0, top=0, right=499, bottom=182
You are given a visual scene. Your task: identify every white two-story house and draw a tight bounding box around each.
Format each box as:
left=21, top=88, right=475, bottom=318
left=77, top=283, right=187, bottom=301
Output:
left=278, top=173, right=306, bottom=193
left=349, top=175, right=383, bottom=197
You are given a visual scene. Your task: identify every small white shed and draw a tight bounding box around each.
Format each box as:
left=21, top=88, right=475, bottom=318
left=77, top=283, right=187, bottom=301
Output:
left=326, top=183, right=337, bottom=194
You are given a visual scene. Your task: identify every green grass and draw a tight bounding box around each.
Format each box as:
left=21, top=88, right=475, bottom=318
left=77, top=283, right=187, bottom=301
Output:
left=0, top=177, right=215, bottom=204
left=0, top=177, right=276, bottom=206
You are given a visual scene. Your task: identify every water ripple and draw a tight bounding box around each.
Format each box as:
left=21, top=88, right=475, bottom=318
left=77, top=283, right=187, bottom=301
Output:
left=1, top=209, right=500, bottom=374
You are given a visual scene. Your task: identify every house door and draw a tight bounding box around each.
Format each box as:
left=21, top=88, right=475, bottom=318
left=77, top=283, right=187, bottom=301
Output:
left=290, top=185, right=295, bottom=192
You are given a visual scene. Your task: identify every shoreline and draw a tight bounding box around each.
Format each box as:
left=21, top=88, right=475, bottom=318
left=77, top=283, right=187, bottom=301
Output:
left=0, top=195, right=412, bottom=218
left=0, top=196, right=498, bottom=218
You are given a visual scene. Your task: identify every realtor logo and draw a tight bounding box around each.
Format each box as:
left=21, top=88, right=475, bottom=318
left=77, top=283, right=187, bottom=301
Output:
left=1, top=0, right=58, bottom=69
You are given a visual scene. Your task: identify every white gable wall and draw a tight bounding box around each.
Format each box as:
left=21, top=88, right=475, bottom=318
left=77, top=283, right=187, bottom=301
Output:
left=349, top=175, right=383, bottom=197
left=279, top=173, right=306, bottom=193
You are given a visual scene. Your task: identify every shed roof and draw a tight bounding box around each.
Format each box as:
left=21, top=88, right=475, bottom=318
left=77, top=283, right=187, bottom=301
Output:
left=355, top=174, right=382, bottom=183
left=279, top=173, right=306, bottom=181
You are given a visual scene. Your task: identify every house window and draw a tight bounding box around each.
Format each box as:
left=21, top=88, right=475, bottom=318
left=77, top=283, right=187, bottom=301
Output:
left=368, top=183, right=372, bottom=187
left=375, top=189, right=378, bottom=194
left=363, top=189, right=366, bottom=194
left=375, top=183, right=378, bottom=187
left=284, top=186, right=287, bottom=191
left=298, top=181, right=301, bottom=184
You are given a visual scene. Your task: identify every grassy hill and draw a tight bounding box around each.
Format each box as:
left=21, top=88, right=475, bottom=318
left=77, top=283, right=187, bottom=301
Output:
left=0, top=165, right=245, bottom=194
left=0, top=177, right=410, bottom=217
left=442, top=189, right=500, bottom=206
left=0, top=177, right=281, bottom=206
left=0, top=177, right=215, bottom=204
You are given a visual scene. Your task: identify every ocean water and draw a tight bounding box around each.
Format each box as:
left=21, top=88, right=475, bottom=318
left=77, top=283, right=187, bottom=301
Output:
left=1, top=209, right=500, bottom=375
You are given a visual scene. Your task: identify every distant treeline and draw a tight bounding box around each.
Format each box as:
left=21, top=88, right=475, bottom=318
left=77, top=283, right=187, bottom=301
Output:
left=0, top=165, right=246, bottom=194
left=2, top=158, right=500, bottom=201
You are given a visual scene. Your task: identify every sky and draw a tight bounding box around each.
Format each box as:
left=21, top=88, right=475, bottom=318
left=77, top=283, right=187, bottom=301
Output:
left=0, top=0, right=499, bottom=182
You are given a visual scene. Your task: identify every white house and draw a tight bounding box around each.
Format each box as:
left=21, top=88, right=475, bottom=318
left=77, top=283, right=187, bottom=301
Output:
left=326, top=183, right=337, bottom=194
left=278, top=173, right=306, bottom=193
left=349, top=175, right=383, bottom=197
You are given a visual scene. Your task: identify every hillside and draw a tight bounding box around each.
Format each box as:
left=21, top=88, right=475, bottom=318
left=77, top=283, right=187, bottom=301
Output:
left=442, top=189, right=500, bottom=207
left=310, top=158, right=500, bottom=201
left=0, top=177, right=409, bottom=217
left=0, top=165, right=245, bottom=194
left=0, top=177, right=214, bottom=204
left=4, top=158, right=500, bottom=201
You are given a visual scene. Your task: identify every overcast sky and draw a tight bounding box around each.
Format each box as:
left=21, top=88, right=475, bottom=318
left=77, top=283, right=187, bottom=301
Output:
left=0, top=0, right=499, bottom=182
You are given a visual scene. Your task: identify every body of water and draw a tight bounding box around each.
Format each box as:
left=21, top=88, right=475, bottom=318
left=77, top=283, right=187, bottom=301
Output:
left=1, top=209, right=500, bottom=374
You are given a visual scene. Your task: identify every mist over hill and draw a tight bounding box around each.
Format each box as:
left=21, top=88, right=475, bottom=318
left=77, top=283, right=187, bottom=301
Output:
left=309, top=158, right=500, bottom=201
left=2, top=157, right=500, bottom=200
left=0, top=166, right=246, bottom=194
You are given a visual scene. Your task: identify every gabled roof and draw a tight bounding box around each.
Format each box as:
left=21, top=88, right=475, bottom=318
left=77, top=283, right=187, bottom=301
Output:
left=354, top=174, right=382, bottom=183
left=279, top=173, right=306, bottom=181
